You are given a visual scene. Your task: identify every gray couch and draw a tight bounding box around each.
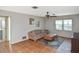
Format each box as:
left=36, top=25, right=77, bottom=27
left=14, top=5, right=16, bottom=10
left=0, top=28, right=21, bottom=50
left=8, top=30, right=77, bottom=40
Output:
left=28, top=29, right=49, bottom=41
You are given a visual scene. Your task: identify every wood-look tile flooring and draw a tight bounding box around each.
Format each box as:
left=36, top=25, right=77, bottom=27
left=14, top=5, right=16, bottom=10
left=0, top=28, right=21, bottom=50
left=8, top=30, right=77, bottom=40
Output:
left=0, top=40, right=56, bottom=53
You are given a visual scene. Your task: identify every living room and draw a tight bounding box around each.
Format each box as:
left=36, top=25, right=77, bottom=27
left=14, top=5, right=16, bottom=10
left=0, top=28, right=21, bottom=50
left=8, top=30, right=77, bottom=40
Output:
left=0, top=6, right=79, bottom=53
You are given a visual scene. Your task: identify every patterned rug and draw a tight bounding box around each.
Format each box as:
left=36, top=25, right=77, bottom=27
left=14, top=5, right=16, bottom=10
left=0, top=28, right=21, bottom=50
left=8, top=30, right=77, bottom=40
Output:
left=39, top=37, right=64, bottom=48
left=47, top=37, right=65, bottom=48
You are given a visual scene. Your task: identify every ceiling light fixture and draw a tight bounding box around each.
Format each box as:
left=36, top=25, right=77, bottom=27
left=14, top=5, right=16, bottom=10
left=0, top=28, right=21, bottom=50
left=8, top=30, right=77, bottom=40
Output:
left=32, top=6, right=38, bottom=9
left=45, top=11, right=57, bottom=18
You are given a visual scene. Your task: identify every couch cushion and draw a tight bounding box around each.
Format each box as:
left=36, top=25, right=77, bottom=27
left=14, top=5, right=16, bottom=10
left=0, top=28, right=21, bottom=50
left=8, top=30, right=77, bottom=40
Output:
left=28, top=29, right=49, bottom=41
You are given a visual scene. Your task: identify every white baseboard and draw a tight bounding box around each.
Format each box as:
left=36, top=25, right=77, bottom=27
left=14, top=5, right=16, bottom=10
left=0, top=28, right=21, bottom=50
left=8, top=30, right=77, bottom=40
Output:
left=10, top=39, right=28, bottom=44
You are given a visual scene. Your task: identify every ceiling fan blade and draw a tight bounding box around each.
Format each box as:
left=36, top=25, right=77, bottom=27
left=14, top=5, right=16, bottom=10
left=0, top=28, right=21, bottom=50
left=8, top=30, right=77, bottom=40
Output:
left=50, top=16, right=57, bottom=17
left=46, top=15, right=49, bottom=17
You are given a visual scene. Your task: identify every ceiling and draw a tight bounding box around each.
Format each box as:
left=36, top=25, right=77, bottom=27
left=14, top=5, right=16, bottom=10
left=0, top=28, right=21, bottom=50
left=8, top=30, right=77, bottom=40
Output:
left=0, top=6, right=79, bottom=17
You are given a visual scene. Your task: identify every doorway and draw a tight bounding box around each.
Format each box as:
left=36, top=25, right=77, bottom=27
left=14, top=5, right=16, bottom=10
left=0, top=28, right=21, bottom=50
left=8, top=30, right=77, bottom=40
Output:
left=0, top=16, right=10, bottom=42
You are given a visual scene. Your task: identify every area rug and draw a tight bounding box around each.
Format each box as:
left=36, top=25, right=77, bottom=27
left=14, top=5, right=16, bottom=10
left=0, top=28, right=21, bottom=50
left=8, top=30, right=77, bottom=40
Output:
left=39, top=37, right=65, bottom=48
left=48, top=37, right=64, bottom=48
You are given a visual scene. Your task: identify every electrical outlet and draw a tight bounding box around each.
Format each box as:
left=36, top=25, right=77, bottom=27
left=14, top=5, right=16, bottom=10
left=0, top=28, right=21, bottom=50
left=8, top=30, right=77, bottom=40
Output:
left=22, top=36, right=26, bottom=39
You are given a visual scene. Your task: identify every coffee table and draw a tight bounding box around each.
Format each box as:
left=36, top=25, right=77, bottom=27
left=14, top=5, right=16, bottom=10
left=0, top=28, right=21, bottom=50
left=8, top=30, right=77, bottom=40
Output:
left=43, top=34, right=57, bottom=41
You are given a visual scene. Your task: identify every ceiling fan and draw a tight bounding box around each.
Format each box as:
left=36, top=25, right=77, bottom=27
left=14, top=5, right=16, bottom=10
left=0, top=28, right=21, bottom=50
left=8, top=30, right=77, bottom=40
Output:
left=45, top=11, right=57, bottom=18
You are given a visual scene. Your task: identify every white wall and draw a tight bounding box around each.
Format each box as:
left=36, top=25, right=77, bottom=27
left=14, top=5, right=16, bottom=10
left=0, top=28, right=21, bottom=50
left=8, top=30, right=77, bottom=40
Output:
left=45, top=14, right=79, bottom=38
left=0, top=10, right=45, bottom=44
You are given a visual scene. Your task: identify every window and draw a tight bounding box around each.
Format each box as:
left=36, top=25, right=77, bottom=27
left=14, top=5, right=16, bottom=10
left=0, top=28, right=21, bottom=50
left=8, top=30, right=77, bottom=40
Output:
left=56, top=20, right=62, bottom=30
left=55, top=19, right=72, bottom=31
left=64, top=20, right=72, bottom=31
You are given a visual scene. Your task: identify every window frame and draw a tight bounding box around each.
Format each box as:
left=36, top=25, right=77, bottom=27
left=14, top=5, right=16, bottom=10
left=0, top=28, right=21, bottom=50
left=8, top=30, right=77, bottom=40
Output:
left=55, top=19, right=72, bottom=31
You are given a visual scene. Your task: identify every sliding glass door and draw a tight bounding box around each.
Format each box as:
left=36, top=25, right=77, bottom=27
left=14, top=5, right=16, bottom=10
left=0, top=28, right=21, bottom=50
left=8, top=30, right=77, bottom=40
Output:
left=0, top=17, right=5, bottom=42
